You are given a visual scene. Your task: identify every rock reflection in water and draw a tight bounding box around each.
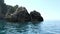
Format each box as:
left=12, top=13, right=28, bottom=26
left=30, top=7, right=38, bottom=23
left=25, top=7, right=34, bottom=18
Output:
left=0, top=21, right=41, bottom=34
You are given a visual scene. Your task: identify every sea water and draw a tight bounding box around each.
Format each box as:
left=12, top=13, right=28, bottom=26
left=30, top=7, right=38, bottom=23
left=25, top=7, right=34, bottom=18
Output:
left=0, top=20, right=60, bottom=34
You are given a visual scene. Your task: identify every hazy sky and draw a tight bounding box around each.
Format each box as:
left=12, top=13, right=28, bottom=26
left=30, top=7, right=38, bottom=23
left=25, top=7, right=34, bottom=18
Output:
left=4, top=0, right=60, bottom=21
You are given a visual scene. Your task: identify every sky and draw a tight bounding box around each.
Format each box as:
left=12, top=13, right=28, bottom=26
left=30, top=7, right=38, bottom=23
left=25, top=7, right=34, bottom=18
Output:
left=4, top=0, right=60, bottom=21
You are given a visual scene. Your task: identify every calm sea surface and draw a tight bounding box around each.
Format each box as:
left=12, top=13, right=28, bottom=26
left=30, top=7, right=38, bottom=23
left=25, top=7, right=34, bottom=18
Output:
left=0, top=20, right=60, bottom=34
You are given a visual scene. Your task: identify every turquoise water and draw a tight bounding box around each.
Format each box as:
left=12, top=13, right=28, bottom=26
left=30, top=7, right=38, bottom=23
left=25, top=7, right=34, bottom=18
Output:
left=0, top=20, right=60, bottom=34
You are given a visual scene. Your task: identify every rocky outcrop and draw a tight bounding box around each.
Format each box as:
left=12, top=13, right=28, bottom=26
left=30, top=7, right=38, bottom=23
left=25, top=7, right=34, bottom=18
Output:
left=6, top=5, right=18, bottom=14
left=5, top=7, right=43, bottom=22
left=0, top=0, right=7, bottom=19
left=0, top=0, right=44, bottom=22
left=30, top=10, right=43, bottom=22
left=0, top=0, right=17, bottom=20
left=5, top=7, right=31, bottom=22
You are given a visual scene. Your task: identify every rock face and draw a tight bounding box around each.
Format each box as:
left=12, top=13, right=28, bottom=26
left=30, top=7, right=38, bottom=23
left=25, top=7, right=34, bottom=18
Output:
left=5, top=7, right=31, bottom=22
left=6, top=5, right=18, bottom=14
left=0, top=0, right=43, bottom=22
left=0, top=0, right=7, bottom=19
left=5, top=8, right=43, bottom=22
left=30, top=10, right=43, bottom=22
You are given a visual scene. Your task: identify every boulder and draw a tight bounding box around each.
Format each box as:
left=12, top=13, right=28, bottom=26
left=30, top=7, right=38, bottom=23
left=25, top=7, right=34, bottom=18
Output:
left=5, top=7, right=30, bottom=22
left=30, top=10, right=43, bottom=22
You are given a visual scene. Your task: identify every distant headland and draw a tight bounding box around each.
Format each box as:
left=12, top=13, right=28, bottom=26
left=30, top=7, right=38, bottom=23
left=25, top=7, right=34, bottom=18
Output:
left=0, top=0, right=43, bottom=22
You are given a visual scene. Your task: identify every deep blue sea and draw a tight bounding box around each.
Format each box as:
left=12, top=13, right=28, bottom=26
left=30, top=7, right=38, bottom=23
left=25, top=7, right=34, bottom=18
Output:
left=0, top=20, right=60, bottom=34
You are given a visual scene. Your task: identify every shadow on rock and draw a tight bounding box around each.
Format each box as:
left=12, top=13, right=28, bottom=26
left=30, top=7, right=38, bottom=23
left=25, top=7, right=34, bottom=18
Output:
left=5, top=7, right=31, bottom=22
left=30, top=10, right=43, bottom=22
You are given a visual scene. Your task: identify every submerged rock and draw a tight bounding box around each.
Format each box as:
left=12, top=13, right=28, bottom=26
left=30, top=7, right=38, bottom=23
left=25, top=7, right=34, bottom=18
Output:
left=30, top=10, right=43, bottom=22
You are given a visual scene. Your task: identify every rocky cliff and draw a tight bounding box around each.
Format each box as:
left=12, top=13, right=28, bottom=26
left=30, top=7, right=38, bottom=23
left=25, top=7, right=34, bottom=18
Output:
left=5, top=7, right=43, bottom=22
left=0, top=0, right=7, bottom=19
left=0, top=0, right=44, bottom=22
